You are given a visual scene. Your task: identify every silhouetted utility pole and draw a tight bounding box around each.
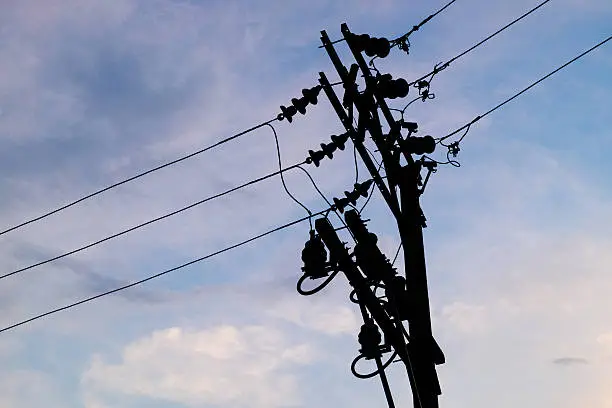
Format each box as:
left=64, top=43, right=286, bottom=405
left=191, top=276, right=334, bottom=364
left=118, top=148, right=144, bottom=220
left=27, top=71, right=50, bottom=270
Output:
left=291, top=23, right=444, bottom=408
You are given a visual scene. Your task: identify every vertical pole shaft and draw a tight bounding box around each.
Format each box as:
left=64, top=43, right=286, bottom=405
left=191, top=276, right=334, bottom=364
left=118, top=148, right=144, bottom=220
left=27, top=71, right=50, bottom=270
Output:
left=399, top=163, right=440, bottom=408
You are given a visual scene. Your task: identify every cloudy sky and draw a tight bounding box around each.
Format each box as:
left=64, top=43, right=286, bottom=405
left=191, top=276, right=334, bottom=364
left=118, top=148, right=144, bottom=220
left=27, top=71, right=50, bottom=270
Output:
left=0, top=0, right=611, bottom=407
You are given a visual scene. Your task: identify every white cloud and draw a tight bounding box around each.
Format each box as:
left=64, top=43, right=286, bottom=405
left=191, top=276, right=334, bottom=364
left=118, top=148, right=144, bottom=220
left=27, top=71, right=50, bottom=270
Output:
left=267, top=294, right=360, bottom=336
left=440, top=301, right=486, bottom=334
left=82, top=324, right=316, bottom=407
left=0, top=1, right=610, bottom=408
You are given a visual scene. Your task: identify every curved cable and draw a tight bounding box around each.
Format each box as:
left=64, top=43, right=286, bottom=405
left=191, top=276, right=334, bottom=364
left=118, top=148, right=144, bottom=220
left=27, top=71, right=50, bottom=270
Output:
left=295, top=165, right=357, bottom=244
left=0, top=162, right=306, bottom=281
left=296, top=270, right=340, bottom=296
left=445, top=149, right=462, bottom=167
left=399, top=95, right=425, bottom=120
left=296, top=166, right=332, bottom=209
left=268, top=123, right=313, bottom=229
left=0, top=118, right=279, bottom=237
left=351, top=351, right=399, bottom=379
left=438, top=34, right=611, bottom=143
left=408, top=0, right=553, bottom=88
left=0, top=208, right=330, bottom=334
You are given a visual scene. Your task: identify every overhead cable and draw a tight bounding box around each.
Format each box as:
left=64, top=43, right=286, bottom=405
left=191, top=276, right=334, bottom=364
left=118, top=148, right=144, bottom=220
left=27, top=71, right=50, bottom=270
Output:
left=438, top=34, right=611, bottom=143
left=0, top=118, right=278, bottom=237
left=0, top=161, right=305, bottom=281
left=0, top=209, right=329, bottom=334
left=319, top=0, right=458, bottom=50
left=408, top=0, right=553, bottom=87
left=391, top=0, right=458, bottom=53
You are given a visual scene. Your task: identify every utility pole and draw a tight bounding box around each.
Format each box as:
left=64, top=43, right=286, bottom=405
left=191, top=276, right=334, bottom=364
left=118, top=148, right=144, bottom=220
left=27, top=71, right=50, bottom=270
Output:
left=290, top=22, right=444, bottom=408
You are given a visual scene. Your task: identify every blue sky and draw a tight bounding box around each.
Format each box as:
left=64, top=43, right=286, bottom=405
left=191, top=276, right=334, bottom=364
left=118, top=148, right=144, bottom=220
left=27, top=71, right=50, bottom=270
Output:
left=0, top=0, right=611, bottom=407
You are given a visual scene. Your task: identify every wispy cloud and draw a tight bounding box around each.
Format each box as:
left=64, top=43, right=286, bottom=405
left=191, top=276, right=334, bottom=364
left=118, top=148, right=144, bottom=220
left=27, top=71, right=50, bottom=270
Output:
left=553, top=357, right=589, bottom=366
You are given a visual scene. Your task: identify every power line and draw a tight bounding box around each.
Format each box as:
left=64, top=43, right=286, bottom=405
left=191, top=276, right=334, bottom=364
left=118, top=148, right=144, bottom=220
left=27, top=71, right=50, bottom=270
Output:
left=0, top=208, right=328, bottom=334
left=391, top=0, right=458, bottom=51
left=438, top=34, right=611, bottom=143
left=0, top=161, right=306, bottom=281
left=318, top=0, right=458, bottom=50
left=408, top=0, right=553, bottom=87
left=0, top=118, right=279, bottom=237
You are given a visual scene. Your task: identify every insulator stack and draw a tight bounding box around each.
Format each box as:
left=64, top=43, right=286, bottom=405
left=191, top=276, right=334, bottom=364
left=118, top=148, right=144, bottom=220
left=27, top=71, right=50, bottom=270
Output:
left=401, top=135, right=436, bottom=155
left=376, top=74, right=410, bottom=99
left=348, top=33, right=391, bottom=58
left=305, top=132, right=352, bottom=167
left=278, top=85, right=322, bottom=123
left=331, top=180, right=374, bottom=213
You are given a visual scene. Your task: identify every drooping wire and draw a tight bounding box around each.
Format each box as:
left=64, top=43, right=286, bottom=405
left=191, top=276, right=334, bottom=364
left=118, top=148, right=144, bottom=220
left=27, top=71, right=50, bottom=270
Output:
left=0, top=118, right=280, bottom=237
left=295, top=165, right=356, bottom=241
left=407, top=0, right=553, bottom=88
left=402, top=95, right=425, bottom=111
left=0, top=161, right=306, bottom=282
left=0, top=208, right=331, bottom=334
left=388, top=96, right=424, bottom=122
left=295, top=160, right=381, bottom=296
left=296, top=165, right=330, bottom=208
left=269, top=123, right=313, bottom=230
left=438, top=34, right=612, bottom=145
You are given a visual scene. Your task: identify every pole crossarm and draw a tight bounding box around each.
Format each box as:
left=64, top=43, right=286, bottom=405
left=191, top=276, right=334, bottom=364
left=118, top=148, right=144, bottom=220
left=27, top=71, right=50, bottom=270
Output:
left=318, top=69, right=401, bottom=219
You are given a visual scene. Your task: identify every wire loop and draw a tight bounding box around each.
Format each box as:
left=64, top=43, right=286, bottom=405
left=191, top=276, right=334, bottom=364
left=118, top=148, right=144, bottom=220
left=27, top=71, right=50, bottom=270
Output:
left=351, top=351, right=398, bottom=379
left=297, top=270, right=339, bottom=296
